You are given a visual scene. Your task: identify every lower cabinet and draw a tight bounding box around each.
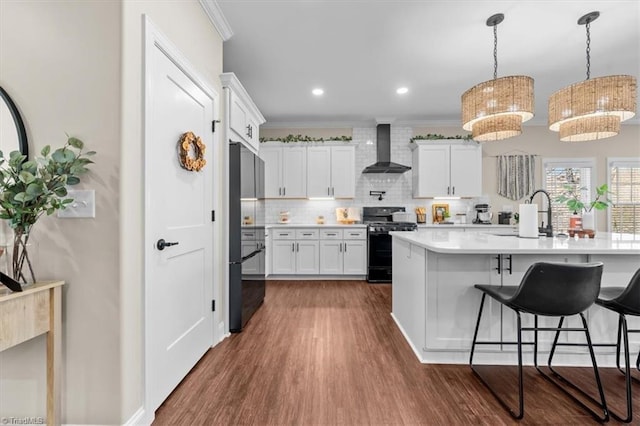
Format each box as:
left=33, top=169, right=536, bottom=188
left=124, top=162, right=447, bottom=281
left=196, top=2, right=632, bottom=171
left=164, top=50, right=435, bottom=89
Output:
left=271, top=227, right=366, bottom=276
left=319, top=229, right=367, bottom=275
left=271, top=229, right=319, bottom=274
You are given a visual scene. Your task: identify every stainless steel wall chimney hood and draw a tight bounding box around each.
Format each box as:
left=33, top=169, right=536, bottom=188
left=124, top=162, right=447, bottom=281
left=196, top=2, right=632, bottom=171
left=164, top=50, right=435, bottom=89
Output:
left=362, top=124, right=411, bottom=173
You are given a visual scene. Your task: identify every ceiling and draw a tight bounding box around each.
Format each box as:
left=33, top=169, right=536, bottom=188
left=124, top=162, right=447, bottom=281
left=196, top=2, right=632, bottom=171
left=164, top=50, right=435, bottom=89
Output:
left=217, top=1, right=640, bottom=128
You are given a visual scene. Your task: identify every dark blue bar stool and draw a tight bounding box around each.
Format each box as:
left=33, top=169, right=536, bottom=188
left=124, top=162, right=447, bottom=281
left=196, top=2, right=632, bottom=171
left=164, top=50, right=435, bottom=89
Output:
left=588, top=268, right=639, bottom=422
left=469, top=261, right=608, bottom=422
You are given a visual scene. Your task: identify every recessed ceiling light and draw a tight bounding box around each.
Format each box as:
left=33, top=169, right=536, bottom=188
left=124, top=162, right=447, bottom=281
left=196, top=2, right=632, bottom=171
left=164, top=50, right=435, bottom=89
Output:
left=312, top=88, right=324, bottom=96
left=396, top=87, right=409, bottom=95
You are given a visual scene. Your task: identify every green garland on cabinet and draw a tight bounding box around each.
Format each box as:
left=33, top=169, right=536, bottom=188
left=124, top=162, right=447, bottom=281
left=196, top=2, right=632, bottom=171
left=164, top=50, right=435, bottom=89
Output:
left=259, top=134, right=352, bottom=143
left=410, top=133, right=473, bottom=142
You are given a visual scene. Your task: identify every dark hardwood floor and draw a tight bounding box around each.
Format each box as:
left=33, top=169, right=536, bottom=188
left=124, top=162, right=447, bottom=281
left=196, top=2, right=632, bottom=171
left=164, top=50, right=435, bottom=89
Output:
left=154, top=280, right=639, bottom=425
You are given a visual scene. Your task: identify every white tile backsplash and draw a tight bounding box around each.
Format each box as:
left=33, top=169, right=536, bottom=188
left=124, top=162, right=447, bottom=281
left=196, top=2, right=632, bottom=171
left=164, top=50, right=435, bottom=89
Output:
left=264, top=126, right=475, bottom=224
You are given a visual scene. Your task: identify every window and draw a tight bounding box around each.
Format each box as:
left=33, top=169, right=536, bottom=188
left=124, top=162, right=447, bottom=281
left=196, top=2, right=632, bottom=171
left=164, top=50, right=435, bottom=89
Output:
left=608, top=158, right=640, bottom=234
left=543, top=158, right=595, bottom=232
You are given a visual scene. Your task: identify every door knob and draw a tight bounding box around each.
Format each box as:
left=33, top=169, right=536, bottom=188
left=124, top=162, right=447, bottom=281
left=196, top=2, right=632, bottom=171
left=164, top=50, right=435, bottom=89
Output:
left=156, top=239, right=179, bottom=250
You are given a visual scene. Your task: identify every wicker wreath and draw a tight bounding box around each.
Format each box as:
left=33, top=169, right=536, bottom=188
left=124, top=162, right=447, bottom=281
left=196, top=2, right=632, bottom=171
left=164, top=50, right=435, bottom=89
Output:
left=178, top=131, right=206, bottom=172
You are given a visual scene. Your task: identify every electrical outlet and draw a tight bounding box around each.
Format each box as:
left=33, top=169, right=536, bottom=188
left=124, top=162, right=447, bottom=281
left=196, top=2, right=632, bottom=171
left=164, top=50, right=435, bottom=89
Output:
left=57, top=189, right=95, bottom=218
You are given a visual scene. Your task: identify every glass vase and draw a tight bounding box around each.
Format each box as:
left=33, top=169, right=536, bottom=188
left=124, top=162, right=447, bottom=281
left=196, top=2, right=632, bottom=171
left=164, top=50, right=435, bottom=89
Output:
left=9, top=228, right=37, bottom=285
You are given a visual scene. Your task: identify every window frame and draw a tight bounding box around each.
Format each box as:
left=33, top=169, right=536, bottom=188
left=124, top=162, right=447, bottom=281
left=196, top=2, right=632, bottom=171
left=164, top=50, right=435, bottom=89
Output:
left=542, top=157, right=596, bottom=232
left=607, top=157, right=640, bottom=234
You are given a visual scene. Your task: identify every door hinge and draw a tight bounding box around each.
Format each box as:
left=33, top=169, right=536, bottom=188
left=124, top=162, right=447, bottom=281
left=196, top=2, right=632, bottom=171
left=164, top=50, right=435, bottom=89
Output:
left=211, top=300, right=216, bottom=312
left=212, top=120, right=220, bottom=133
left=211, top=210, right=215, bottom=222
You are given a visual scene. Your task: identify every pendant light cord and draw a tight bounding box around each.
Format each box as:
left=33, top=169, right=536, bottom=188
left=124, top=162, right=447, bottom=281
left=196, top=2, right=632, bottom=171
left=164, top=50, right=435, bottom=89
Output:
left=493, top=23, right=498, bottom=79
left=585, top=21, right=591, bottom=80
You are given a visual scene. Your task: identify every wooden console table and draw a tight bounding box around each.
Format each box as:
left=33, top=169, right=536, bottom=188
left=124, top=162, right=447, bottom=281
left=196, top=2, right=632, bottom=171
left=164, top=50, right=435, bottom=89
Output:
left=0, top=281, right=64, bottom=426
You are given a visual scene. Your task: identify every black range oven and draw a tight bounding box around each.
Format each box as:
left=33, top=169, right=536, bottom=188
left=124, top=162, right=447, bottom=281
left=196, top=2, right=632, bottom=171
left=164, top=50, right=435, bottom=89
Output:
left=363, top=207, right=417, bottom=283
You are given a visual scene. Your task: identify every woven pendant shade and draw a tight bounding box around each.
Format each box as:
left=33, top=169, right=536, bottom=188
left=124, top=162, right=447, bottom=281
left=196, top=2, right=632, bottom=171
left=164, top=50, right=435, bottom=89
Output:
left=549, top=75, right=637, bottom=141
left=462, top=76, right=534, bottom=141
left=472, top=114, right=522, bottom=141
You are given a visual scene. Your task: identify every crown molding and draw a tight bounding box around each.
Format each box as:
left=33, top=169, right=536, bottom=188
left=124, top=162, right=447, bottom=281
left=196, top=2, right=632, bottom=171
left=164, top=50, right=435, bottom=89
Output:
left=199, top=0, right=233, bottom=41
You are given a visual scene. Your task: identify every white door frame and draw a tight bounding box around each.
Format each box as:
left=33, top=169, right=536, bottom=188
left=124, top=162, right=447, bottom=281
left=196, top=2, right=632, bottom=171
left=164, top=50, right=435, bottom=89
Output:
left=142, top=15, right=221, bottom=420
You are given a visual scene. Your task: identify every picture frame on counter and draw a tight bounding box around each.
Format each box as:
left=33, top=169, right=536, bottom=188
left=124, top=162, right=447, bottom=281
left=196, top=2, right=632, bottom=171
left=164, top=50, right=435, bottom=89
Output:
left=432, top=203, right=449, bottom=223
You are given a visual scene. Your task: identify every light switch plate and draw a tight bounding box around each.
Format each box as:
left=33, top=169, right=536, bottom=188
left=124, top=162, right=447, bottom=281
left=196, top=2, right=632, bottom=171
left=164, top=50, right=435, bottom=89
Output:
left=57, top=189, right=95, bottom=218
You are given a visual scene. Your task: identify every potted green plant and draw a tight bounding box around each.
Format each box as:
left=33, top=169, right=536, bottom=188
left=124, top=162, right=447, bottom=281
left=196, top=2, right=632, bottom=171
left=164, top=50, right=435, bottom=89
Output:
left=554, top=183, right=613, bottom=231
left=0, top=136, right=95, bottom=284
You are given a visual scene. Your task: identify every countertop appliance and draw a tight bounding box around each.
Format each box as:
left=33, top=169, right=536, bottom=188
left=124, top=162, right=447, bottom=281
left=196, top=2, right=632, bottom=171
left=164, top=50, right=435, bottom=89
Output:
left=363, top=206, right=417, bottom=283
left=229, top=142, right=266, bottom=332
left=472, top=204, right=492, bottom=224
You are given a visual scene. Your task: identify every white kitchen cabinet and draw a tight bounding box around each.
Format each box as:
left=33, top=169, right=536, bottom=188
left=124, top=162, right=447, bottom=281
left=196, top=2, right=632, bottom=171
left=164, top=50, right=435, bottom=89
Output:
left=220, top=73, right=265, bottom=154
left=342, top=240, right=366, bottom=274
left=271, top=228, right=319, bottom=274
left=411, top=141, right=482, bottom=198
left=260, top=146, right=307, bottom=198
left=318, top=228, right=366, bottom=275
left=307, top=145, right=355, bottom=198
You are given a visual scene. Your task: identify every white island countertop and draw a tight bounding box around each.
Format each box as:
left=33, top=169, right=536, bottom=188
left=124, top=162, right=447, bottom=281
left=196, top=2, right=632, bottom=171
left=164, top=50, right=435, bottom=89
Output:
left=390, top=229, right=640, bottom=255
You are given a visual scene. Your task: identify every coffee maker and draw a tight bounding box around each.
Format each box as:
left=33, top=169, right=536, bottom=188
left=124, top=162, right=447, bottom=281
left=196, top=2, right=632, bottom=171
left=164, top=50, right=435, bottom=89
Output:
left=473, top=204, right=492, bottom=224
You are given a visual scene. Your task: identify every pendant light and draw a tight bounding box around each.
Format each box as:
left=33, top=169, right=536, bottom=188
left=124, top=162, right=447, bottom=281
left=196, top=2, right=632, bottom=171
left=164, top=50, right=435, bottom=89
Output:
left=461, top=13, right=534, bottom=141
left=548, top=11, right=637, bottom=142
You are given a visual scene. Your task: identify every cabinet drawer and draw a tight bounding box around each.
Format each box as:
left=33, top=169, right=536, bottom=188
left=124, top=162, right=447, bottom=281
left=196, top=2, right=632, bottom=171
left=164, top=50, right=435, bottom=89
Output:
left=296, top=229, right=319, bottom=239
left=343, top=229, right=366, bottom=240
left=320, top=229, right=343, bottom=240
left=241, top=230, right=257, bottom=240
left=273, top=229, right=296, bottom=240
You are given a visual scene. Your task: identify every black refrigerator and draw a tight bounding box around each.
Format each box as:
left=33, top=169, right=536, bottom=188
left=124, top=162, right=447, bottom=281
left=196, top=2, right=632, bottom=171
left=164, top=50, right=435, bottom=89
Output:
left=229, top=142, right=266, bottom=332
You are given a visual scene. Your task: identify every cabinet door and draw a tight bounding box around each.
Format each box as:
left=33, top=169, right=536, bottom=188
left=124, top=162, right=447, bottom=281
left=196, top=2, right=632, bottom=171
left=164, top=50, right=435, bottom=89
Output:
left=246, top=117, right=260, bottom=152
left=307, top=146, right=332, bottom=198
left=414, top=145, right=450, bottom=197
left=319, top=240, right=343, bottom=274
left=296, top=240, right=319, bottom=274
left=229, top=92, right=248, bottom=142
left=271, top=240, right=296, bottom=274
left=331, top=146, right=355, bottom=198
left=260, top=148, right=282, bottom=198
left=450, top=144, right=482, bottom=197
left=343, top=240, right=366, bottom=274
left=282, top=147, right=307, bottom=198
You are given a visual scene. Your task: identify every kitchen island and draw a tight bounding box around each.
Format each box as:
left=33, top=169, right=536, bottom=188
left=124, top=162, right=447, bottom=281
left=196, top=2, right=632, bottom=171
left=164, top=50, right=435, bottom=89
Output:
left=390, top=229, right=640, bottom=366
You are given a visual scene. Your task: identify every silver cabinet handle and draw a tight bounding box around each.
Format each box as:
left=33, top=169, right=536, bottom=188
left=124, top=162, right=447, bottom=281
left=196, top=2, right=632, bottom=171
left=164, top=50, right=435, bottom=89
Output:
left=279, top=187, right=282, bottom=196
left=292, top=243, right=295, bottom=252
left=327, top=233, right=337, bottom=236
left=302, top=233, right=313, bottom=236
left=283, top=187, right=286, bottom=196
left=296, top=242, right=299, bottom=252
left=339, top=242, right=342, bottom=252
left=447, top=186, right=450, bottom=195
left=328, top=187, right=331, bottom=196
left=452, top=186, right=455, bottom=195
left=344, top=243, right=347, bottom=252
left=332, top=187, right=335, bottom=196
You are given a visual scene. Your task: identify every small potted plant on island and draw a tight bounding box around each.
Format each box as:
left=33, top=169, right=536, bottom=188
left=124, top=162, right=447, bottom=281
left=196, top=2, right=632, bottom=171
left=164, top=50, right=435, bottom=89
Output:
left=555, top=183, right=613, bottom=237
left=0, top=136, right=95, bottom=287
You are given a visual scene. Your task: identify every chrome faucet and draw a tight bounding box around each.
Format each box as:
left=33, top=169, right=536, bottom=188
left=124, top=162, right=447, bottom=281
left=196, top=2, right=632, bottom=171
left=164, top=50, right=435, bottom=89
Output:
left=528, top=189, right=554, bottom=237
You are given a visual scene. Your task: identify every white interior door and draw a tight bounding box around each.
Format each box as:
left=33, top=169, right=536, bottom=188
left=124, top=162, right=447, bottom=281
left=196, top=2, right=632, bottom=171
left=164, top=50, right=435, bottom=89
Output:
left=145, top=21, right=215, bottom=412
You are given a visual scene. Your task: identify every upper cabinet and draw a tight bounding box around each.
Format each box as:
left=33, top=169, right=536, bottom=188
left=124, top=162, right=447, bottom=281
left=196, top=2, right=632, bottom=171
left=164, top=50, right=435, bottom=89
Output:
left=307, top=145, right=355, bottom=198
left=411, top=141, right=482, bottom=198
left=220, top=72, right=265, bottom=154
left=260, top=146, right=307, bottom=198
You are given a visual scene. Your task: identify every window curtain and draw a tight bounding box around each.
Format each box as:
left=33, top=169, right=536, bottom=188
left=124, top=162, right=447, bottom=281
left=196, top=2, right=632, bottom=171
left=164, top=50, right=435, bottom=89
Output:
left=497, top=155, right=535, bottom=200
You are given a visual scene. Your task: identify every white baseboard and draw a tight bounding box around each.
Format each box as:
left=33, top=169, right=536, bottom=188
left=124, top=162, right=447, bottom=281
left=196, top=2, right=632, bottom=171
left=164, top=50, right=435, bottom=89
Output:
left=122, top=406, right=150, bottom=426
left=390, top=313, right=424, bottom=362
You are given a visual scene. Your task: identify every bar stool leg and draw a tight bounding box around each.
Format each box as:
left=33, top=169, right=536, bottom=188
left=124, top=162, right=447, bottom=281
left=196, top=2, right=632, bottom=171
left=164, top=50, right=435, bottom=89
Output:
left=540, top=314, right=609, bottom=422
left=469, top=295, right=524, bottom=419
left=609, top=314, right=633, bottom=423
